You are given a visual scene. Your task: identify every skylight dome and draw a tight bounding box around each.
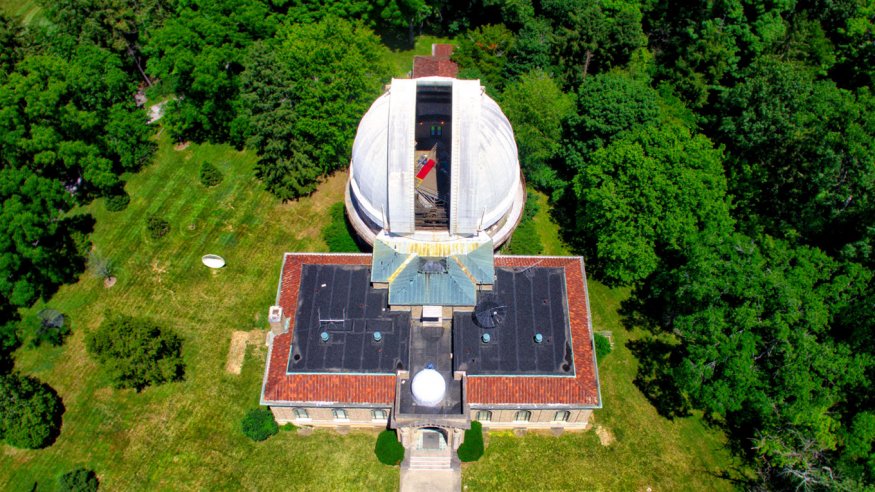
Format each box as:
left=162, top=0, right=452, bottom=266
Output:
left=411, top=368, right=446, bottom=407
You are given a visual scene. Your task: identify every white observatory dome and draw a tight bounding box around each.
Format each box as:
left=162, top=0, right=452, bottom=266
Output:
left=411, top=368, right=446, bottom=407
left=346, top=77, right=525, bottom=247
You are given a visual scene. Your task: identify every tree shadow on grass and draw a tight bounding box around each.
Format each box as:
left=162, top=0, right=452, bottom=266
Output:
left=626, top=337, right=691, bottom=420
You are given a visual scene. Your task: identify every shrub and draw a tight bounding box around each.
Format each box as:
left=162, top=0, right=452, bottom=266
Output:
left=241, top=408, right=278, bottom=441
left=594, top=333, right=612, bottom=363
left=58, top=468, right=99, bottom=491
left=457, top=421, right=484, bottom=462
left=146, top=215, right=170, bottom=239
left=104, top=191, right=130, bottom=212
left=281, top=422, right=296, bottom=432
left=0, top=373, right=64, bottom=449
left=85, top=314, right=184, bottom=391
left=30, top=309, right=69, bottom=348
left=322, top=202, right=361, bottom=252
left=199, top=161, right=223, bottom=187
left=375, top=429, right=404, bottom=465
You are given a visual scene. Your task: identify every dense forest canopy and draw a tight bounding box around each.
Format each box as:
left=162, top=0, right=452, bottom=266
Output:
left=0, top=0, right=873, bottom=488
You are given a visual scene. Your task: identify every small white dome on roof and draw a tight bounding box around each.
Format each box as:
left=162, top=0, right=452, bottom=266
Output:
left=411, top=368, right=446, bottom=407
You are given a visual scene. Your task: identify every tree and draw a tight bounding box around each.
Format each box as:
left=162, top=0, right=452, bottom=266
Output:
left=0, top=372, right=64, bottom=449
left=572, top=121, right=732, bottom=285
left=452, top=24, right=517, bottom=92
left=237, top=17, right=390, bottom=200
left=499, top=71, right=573, bottom=191
left=636, top=233, right=873, bottom=489
left=717, top=58, right=875, bottom=254
left=541, top=0, right=646, bottom=88
left=57, top=468, right=99, bottom=492
left=144, top=0, right=278, bottom=142
left=85, top=314, right=184, bottom=391
left=38, top=0, right=172, bottom=86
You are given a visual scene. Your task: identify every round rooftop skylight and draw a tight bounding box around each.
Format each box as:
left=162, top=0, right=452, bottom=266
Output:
left=410, top=368, right=446, bottom=407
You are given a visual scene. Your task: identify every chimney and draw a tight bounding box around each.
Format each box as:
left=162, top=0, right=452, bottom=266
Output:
left=268, top=306, right=287, bottom=335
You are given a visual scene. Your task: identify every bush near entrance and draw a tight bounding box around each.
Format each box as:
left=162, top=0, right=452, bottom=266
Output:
left=241, top=408, right=278, bottom=441
left=457, top=421, right=484, bottom=462
left=375, top=429, right=404, bottom=465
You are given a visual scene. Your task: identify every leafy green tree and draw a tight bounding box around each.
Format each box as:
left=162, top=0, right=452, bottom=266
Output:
left=85, top=314, right=184, bottom=391
left=38, top=0, right=171, bottom=86
left=0, top=13, right=24, bottom=78
left=717, top=58, right=875, bottom=254
left=452, top=24, right=516, bottom=92
left=499, top=70, right=572, bottom=191
left=237, top=17, right=390, bottom=200
left=0, top=372, right=64, bottom=449
left=144, top=0, right=277, bottom=142
left=638, top=233, right=873, bottom=489
left=541, top=0, right=646, bottom=88
left=572, top=121, right=732, bottom=285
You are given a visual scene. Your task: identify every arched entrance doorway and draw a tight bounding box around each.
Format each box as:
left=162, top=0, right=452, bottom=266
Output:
left=415, top=427, right=448, bottom=451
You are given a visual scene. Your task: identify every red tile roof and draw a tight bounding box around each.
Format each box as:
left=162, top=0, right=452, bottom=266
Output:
left=432, top=44, right=454, bottom=57
left=412, top=44, right=459, bottom=78
left=262, top=254, right=601, bottom=408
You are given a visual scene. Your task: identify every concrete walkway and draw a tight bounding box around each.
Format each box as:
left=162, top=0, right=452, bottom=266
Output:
left=400, top=468, right=461, bottom=492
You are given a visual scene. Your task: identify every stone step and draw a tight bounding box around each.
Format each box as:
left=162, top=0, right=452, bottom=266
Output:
left=409, top=456, right=453, bottom=470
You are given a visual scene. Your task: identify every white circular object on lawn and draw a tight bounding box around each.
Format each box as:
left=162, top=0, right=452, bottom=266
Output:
left=201, top=254, right=226, bottom=269
left=411, top=368, right=446, bottom=407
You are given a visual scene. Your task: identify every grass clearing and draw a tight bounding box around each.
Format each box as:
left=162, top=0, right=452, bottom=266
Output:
left=0, top=0, right=43, bottom=25
left=2, top=133, right=396, bottom=491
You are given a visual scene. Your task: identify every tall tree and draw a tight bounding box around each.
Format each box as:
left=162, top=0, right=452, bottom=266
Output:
left=717, top=58, right=875, bottom=254
left=144, top=0, right=277, bottom=142
left=499, top=70, right=572, bottom=192
left=236, top=17, right=390, bottom=200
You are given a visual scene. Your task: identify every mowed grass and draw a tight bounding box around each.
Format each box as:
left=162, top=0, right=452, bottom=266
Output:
left=2, top=133, right=398, bottom=491
left=0, top=0, right=43, bottom=25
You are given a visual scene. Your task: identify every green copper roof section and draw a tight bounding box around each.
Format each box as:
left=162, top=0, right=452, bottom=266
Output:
left=453, top=240, right=494, bottom=284
left=388, top=257, right=477, bottom=306
left=371, top=238, right=410, bottom=283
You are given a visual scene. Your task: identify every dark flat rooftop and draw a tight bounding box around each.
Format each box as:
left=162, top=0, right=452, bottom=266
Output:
left=453, top=267, right=574, bottom=376
left=287, top=264, right=410, bottom=374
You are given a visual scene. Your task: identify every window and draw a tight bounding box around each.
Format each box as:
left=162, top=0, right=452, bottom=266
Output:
left=553, top=411, right=570, bottom=422
left=513, top=410, right=531, bottom=422
left=476, top=410, right=492, bottom=422
left=294, top=408, right=309, bottom=419
left=372, top=409, right=388, bottom=420
left=430, top=125, right=442, bottom=136
left=333, top=408, right=348, bottom=420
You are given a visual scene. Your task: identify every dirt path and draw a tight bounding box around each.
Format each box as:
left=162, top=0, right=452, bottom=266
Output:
left=225, top=330, right=265, bottom=374
left=595, top=425, right=615, bottom=446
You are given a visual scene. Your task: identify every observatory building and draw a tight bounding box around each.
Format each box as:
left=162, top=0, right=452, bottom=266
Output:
left=261, top=46, right=600, bottom=485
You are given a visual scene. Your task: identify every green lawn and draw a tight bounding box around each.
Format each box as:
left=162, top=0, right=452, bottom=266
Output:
left=0, top=0, right=43, bottom=25
left=2, top=134, right=397, bottom=491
